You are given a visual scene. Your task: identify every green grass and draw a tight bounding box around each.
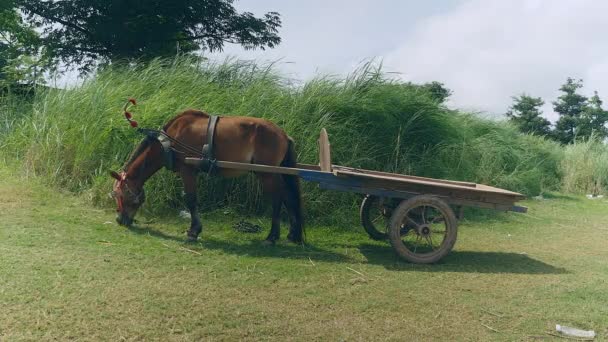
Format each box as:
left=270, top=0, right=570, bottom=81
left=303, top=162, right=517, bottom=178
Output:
left=561, top=137, right=608, bottom=196
left=0, top=57, right=567, bottom=218
left=1, top=169, right=607, bottom=341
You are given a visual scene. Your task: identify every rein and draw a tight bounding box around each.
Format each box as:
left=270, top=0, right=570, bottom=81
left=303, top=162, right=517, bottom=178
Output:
left=138, top=128, right=203, bottom=158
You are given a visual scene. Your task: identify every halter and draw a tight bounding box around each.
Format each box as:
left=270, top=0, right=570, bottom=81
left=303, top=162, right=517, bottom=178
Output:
left=111, top=172, right=145, bottom=213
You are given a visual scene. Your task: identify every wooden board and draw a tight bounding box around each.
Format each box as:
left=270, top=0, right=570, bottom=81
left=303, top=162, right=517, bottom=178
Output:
left=184, top=158, right=526, bottom=208
left=318, top=128, right=332, bottom=172
left=333, top=168, right=525, bottom=199
left=185, top=158, right=301, bottom=175
left=332, top=165, right=477, bottom=188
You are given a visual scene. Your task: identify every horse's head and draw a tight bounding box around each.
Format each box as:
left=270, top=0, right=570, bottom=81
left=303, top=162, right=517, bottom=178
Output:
left=110, top=171, right=145, bottom=226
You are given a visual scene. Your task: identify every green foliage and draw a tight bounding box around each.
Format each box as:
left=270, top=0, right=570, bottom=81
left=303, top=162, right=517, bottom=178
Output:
left=561, top=135, right=608, bottom=195
left=506, top=94, right=551, bottom=137
left=578, top=91, right=608, bottom=140
left=419, top=81, right=452, bottom=103
left=0, top=5, right=45, bottom=87
left=0, top=58, right=566, bottom=217
left=553, top=78, right=588, bottom=144
left=552, top=78, right=608, bottom=143
left=17, top=0, right=282, bottom=72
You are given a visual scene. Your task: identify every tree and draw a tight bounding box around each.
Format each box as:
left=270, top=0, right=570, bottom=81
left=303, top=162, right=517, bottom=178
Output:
left=578, top=91, right=608, bottom=140
left=506, top=94, right=551, bottom=136
left=553, top=78, right=588, bottom=144
left=17, top=0, right=282, bottom=73
left=0, top=4, right=45, bottom=88
left=420, top=81, right=452, bottom=103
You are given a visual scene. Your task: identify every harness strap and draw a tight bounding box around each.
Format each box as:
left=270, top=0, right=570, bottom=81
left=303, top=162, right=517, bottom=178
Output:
left=156, top=133, right=175, bottom=171
left=138, top=129, right=176, bottom=172
left=136, top=116, right=220, bottom=174
left=200, top=115, right=220, bottom=174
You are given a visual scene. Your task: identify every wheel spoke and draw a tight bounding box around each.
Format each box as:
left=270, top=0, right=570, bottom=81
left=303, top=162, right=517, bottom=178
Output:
left=431, top=215, right=445, bottom=224
left=405, top=215, right=420, bottom=229
left=371, top=214, right=383, bottom=223
left=427, top=235, right=435, bottom=250
left=421, top=206, right=427, bottom=224
left=413, top=234, right=421, bottom=254
left=391, top=199, right=457, bottom=262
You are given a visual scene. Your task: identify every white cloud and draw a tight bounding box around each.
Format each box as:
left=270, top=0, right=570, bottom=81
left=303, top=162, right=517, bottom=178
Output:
left=385, top=0, right=608, bottom=121
left=216, top=0, right=456, bottom=80
left=53, top=0, right=608, bottom=121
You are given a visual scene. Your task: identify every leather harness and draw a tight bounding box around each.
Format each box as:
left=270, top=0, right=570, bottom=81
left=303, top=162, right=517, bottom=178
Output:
left=141, top=115, right=220, bottom=174
left=199, top=115, right=220, bottom=174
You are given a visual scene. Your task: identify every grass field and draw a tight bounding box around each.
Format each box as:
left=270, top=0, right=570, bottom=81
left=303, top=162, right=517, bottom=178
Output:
left=1, top=168, right=607, bottom=341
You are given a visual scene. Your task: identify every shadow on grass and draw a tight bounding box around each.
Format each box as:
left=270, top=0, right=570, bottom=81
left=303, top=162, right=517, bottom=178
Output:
left=127, top=224, right=567, bottom=274
left=127, top=223, right=357, bottom=263
left=200, top=237, right=357, bottom=263
left=358, top=243, right=568, bottom=274
left=128, top=223, right=186, bottom=243
left=540, top=192, right=580, bottom=201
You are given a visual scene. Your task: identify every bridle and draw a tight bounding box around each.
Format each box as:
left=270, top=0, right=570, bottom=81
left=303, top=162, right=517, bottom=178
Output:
left=111, top=172, right=145, bottom=213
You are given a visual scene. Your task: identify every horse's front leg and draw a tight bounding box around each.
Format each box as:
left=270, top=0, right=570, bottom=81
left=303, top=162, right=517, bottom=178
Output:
left=180, top=168, right=202, bottom=242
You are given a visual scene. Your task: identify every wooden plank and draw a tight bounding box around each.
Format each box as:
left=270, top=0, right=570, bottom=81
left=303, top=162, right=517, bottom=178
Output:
left=295, top=163, right=321, bottom=171
left=332, top=165, right=478, bottom=188
left=342, top=174, right=523, bottom=204
left=183, top=158, right=526, bottom=211
left=318, top=128, right=332, bottom=172
left=318, top=182, right=524, bottom=212
left=299, top=170, right=524, bottom=209
left=184, top=158, right=303, bottom=175
left=334, top=169, right=525, bottom=199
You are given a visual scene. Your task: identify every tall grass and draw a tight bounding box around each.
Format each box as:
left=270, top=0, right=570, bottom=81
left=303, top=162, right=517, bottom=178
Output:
left=0, top=57, right=572, bottom=217
left=561, top=136, right=608, bottom=195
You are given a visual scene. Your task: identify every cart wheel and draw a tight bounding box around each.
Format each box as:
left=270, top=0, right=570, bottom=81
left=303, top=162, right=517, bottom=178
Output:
left=388, top=195, right=458, bottom=264
left=360, top=195, right=394, bottom=240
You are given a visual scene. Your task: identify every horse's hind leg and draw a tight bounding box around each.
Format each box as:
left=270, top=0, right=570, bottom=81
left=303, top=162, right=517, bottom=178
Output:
left=282, top=175, right=304, bottom=244
left=180, top=167, right=202, bottom=242
left=258, top=174, right=282, bottom=244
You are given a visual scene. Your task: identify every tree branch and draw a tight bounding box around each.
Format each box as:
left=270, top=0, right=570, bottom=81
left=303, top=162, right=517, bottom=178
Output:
left=55, top=44, right=108, bottom=54
left=22, top=5, right=93, bottom=39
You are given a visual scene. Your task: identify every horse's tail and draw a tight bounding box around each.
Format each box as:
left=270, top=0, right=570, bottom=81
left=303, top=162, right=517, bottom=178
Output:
left=281, top=137, right=305, bottom=243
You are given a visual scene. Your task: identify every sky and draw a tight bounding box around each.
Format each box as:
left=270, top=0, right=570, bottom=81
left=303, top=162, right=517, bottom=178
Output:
left=213, top=0, right=608, bottom=121
left=56, top=0, right=608, bottom=121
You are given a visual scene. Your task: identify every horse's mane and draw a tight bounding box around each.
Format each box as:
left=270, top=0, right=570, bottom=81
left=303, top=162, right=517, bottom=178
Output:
left=123, top=137, right=152, bottom=171
left=162, top=109, right=209, bottom=131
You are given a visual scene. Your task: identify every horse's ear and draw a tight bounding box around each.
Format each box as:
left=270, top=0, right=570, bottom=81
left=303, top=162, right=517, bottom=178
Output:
left=110, top=171, right=121, bottom=180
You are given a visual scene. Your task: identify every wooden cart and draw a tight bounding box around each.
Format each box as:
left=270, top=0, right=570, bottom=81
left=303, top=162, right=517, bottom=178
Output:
left=186, top=129, right=527, bottom=264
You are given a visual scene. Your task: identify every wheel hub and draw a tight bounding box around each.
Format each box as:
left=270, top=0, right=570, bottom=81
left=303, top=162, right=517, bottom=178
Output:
left=418, top=224, right=432, bottom=237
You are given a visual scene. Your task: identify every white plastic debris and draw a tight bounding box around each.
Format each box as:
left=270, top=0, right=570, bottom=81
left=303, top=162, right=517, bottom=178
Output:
left=179, top=210, right=191, bottom=219
left=556, top=324, right=595, bottom=339
left=586, top=194, right=604, bottom=199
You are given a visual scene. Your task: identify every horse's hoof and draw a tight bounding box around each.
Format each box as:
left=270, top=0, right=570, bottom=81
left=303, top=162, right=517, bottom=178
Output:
left=287, top=237, right=304, bottom=245
left=262, top=239, right=276, bottom=246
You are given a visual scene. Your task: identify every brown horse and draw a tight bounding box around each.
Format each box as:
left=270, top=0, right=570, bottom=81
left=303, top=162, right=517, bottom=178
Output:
left=109, top=109, right=304, bottom=244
